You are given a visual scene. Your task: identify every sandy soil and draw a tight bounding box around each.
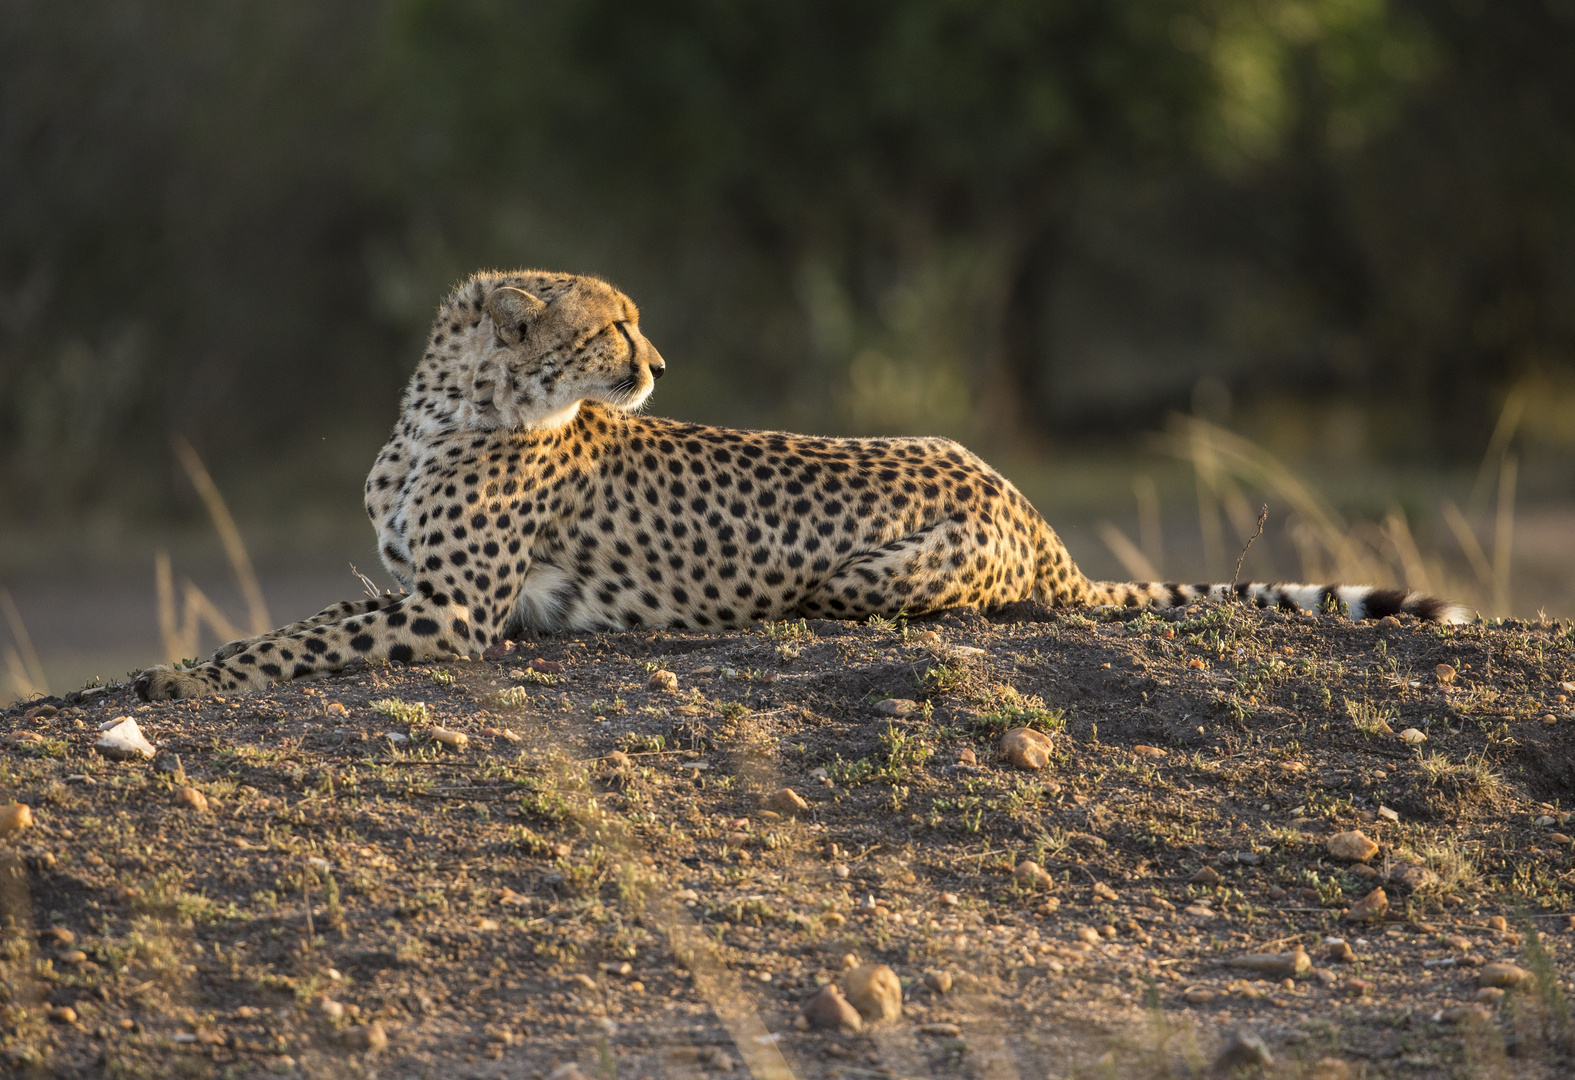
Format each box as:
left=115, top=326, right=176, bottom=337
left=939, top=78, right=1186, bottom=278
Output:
left=2, top=603, right=1574, bottom=1079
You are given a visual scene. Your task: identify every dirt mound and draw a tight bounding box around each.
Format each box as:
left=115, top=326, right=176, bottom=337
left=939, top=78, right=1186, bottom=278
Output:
left=2, top=606, right=1573, bottom=1077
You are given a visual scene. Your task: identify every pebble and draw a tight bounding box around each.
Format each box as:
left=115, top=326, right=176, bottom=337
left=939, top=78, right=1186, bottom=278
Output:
left=647, top=669, right=679, bottom=692
left=1092, top=881, right=1119, bottom=902
left=47, top=1005, right=77, bottom=1024
left=874, top=698, right=918, bottom=717
left=1229, top=947, right=1310, bottom=979
left=1076, top=926, right=1103, bottom=944
left=481, top=726, right=521, bottom=742
left=1344, top=887, right=1388, bottom=923
left=1435, top=664, right=1456, bottom=684
left=1000, top=727, right=1053, bottom=770
left=1326, top=830, right=1379, bottom=862
left=319, top=999, right=345, bottom=1021
left=802, top=985, right=862, bottom=1032
left=345, top=1022, right=388, bottom=1054
left=0, top=803, right=34, bottom=838
left=1014, top=860, right=1053, bottom=889
left=59, top=949, right=87, bottom=965
left=599, top=961, right=633, bottom=978
left=39, top=927, right=74, bottom=947
left=1326, top=940, right=1356, bottom=963
left=173, top=786, right=209, bottom=812
left=1189, top=865, right=1222, bottom=886
left=843, top=964, right=903, bottom=1022
left=1132, top=744, right=1165, bottom=758
left=923, top=971, right=952, bottom=994
left=766, top=787, right=809, bottom=817
left=1478, top=961, right=1531, bottom=989
left=1398, top=728, right=1427, bottom=745
left=1474, top=986, right=1507, bottom=1004
left=1215, top=1028, right=1274, bottom=1071
left=1389, top=863, right=1439, bottom=890
left=1340, top=977, right=1372, bottom=997
left=1486, top=915, right=1508, bottom=932
left=957, top=748, right=977, bottom=766
left=529, top=658, right=565, bottom=675
left=939, top=892, right=959, bottom=906
left=1183, top=986, right=1217, bottom=1005
left=431, top=727, right=468, bottom=750
left=917, top=1022, right=962, bottom=1037
left=95, top=717, right=155, bottom=761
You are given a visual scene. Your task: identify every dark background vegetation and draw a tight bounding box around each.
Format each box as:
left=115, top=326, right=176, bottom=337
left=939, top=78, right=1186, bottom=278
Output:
left=2, top=0, right=1574, bottom=699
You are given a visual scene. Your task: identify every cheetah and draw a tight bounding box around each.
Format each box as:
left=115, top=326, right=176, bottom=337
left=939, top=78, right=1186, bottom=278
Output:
left=134, top=270, right=1464, bottom=700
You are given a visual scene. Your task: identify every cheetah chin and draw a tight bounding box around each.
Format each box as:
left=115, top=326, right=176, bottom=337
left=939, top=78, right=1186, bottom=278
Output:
left=132, top=269, right=1466, bottom=701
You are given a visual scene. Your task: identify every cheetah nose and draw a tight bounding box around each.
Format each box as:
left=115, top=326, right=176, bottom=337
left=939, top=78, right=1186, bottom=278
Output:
left=647, top=350, right=665, bottom=380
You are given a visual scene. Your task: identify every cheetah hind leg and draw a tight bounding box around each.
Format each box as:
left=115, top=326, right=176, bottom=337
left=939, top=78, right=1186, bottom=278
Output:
left=211, top=596, right=405, bottom=660
left=794, top=521, right=1029, bottom=622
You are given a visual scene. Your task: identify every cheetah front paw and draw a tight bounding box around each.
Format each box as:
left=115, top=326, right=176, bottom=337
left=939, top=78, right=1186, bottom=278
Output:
left=133, top=665, right=215, bottom=701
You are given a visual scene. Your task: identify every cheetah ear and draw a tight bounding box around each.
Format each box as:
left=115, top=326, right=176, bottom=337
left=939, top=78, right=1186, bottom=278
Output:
left=487, top=287, right=548, bottom=347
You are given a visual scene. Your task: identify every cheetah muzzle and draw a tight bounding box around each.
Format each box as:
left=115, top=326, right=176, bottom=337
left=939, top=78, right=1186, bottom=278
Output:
left=133, top=269, right=1465, bottom=700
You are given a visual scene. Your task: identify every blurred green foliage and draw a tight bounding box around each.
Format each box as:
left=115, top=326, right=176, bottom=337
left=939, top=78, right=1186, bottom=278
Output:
left=2, top=0, right=1573, bottom=520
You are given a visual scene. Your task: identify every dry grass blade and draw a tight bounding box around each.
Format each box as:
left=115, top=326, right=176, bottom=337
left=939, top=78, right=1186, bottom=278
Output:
left=0, top=587, right=49, bottom=699
left=172, top=434, right=270, bottom=635
left=156, top=548, right=245, bottom=663
left=1494, top=452, right=1517, bottom=618
left=1133, top=475, right=1164, bottom=576
left=1469, top=386, right=1527, bottom=515
left=1442, top=501, right=1496, bottom=618
left=1098, top=521, right=1159, bottom=581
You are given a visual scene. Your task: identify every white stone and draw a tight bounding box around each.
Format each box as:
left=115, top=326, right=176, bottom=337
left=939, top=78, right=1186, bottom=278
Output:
left=95, top=717, right=154, bottom=761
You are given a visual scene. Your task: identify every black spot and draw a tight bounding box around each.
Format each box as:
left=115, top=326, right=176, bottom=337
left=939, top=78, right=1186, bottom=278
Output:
left=350, top=634, right=375, bottom=653
left=411, top=618, right=440, bottom=636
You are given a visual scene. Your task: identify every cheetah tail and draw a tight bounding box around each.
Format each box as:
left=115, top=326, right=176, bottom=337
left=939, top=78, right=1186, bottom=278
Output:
left=1081, top=581, right=1469, bottom=624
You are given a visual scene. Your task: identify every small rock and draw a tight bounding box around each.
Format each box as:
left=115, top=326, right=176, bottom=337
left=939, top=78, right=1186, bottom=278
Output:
left=173, top=786, right=209, bottom=812
left=1340, top=977, right=1372, bottom=997
left=1183, top=986, right=1217, bottom=1005
left=874, top=698, right=918, bottom=717
left=1215, top=1028, right=1273, bottom=1071
left=1190, top=865, right=1222, bottom=886
left=59, top=949, right=87, bottom=964
left=939, top=892, right=959, bottom=906
left=1474, top=986, right=1507, bottom=1004
left=1350, top=864, right=1380, bottom=881
left=1014, top=860, right=1053, bottom=889
left=957, top=748, right=977, bottom=766
left=1000, top=727, right=1054, bottom=770
left=647, top=669, right=679, bottom=692
left=431, top=727, right=468, bottom=750
left=1377, top=805, right=1400, bottom=823
left=843, top=964, right=902, bottom=1022
left=599, top=751, right=633, bottom=774
left=1267, top=886, right=1287, bottom=901
left=1548, top=832, right=1573, bottom=846
left=319, top=999, right=345, bottom=1021
left=1309, top=1058, right=1352, bottom=1080
left=95, top=717, right=155, bottom=761
left=344, top=1022, right=388, bottom=1054
left=1389, top=863, right=1439, bottom=890
left=1479, top=962, right=1531, bottom=989
left=916, top=1022, right=962, bottom=1036
left=1487, top=915, right=1508, bottom=932
left=1435, top=663, right=1456, bottom=684
left=1326, top=939, right=1356, bottom=963
left=481, top=640, right=516, bottom=661
left=802, top=985, right=862, bottom=1032
left=1092, top=881, right=1119, bottom=902
left=1077, top=926, right=1103, bottom=944
left=481, top=726, right=521, bottom=742
left=39, top=927, right=74, bottom=947
left=1327, top=830, right=1380, bottom=862
left=766, top=787, right=809, bottom=817
left=1344, top=887, right=1388, bottom=923
left=599, top=961, right=633, bottom=978
left=923, top=971, right=952, bottom=994
left=0, top=803, right=34, bottom=838
left=47, top=1005, right=77, bottom=1024
left=1443, top=1004, right=1494, bottom=1024
left=1229, top=947, right=1311, bottom=979
left=1398, top=727, right=1427, bottom=745
left=1132, top=744, right=1165, bottom=759
left=529, top=658, right=565, bottom=675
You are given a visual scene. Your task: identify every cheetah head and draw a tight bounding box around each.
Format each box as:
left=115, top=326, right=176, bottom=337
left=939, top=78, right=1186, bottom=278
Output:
left=460, top=275, right=665, bottom=431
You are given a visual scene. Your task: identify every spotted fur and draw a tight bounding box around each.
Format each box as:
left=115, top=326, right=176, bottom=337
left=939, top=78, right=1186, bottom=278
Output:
left=134, top=270, right=1465, bottom=700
